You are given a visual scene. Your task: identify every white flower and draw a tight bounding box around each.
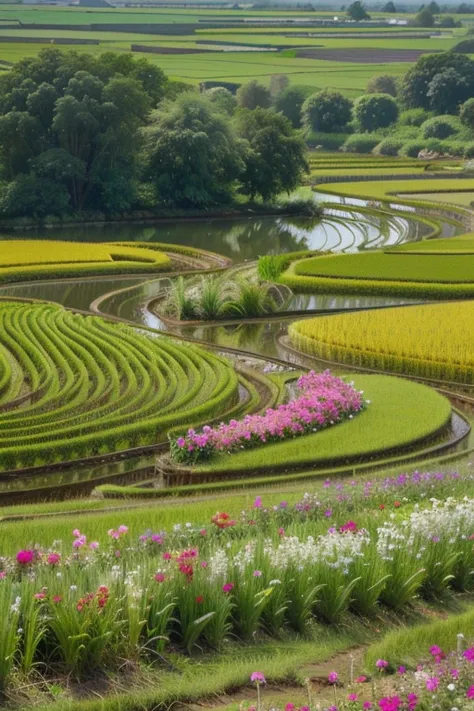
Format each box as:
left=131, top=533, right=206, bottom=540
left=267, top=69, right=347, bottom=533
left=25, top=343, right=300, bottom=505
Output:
left=448, top=684, right=456, bottom=691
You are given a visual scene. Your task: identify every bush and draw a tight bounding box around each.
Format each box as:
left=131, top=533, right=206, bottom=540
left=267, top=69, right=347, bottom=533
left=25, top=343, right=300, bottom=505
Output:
left=460, top=97, right=474, bottom=130
left=437, top=139, right=464, bottom=157
left=464, top=142, right=474, bottom=158
left=354, top=93, right=399, bottom=132
left=366, top=74, right=398, bottom=97
left=343, top=133, right=383, bottom=153
left=399, top=140, right=424, bottom=158
left=373, top=138, right=405, bottom=156
left=236, top=81, right=272, bottom=110
left=399, top=108, right=431, bottom=127
left=420, top=115, right=460, bottom=139
left=205, top=87, right=237, bottom=115
left=277, top=196, right=323, bottom=217
left=302, top=89, right=353, bottom=133
left=452, top=38, right=474, bottom=53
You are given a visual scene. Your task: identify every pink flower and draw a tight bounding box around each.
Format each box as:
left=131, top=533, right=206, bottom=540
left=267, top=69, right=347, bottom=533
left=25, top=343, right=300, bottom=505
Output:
left=253, top=496, right=262, bottom=509
left=398, top=666, right=406, bottom=675
left=52, top=595, right=62, bottom=604
left=72, top=529, right=81, bottom=537
left=348, top=694, right=358, bottom=701
left=16, top=549, right=34, bottom=565
left=118, top=525, right=128, bottom=534
left=451, top=668, right=459, bottom=679
left=222, top=582, right=234, bottom=593
left=250, top=672, right=266, bottom=684
left=466, top=685, right=474, bottom=699
left=376, top=659, right=389, bottom=670
left=47, top=553, right=60, bottom=566
left=464, top=646, right=474, bottom=662
left=285, top=704, right=295, bottom=711
left=253, top=570, right=262, bottom=578
left=89, top=541, right=99, bottom=550
left=378, top=697, right=402, bottom=711
left=278, top=527, right=285, bottom=537
left=0, top=572, right=6, bottom=579
left=154, top=573, right=165, bottom=583
left=200, top=529, right=207, bottom=537
left=429, top=645, right=443, bottom=657
left=328, top=671, right=338, bottom=684
left=163, top=552, right=172, bottom=560
left=34, top=592, right=46, bottom=600
left=425, top=677, right=439, bottom=692
left=356, top=675, right=367, bottom=683
left=363, top=704, right=372, bottom=710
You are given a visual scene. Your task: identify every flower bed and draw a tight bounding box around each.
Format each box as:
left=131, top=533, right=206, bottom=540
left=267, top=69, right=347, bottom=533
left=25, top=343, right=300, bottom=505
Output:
left=0, top=495, right=472, bottom=692
left=171, top=370, right=366, bottom=464
left=244, top=640, right=474, bottom=711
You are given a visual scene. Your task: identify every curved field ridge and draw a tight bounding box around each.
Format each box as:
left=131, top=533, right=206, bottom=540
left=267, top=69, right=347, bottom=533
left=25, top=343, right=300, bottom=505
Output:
left=289, top=302, right=474, bottom=384
left=293, top=252, right=474, bottom=284
left=278, top=234, right=474, bottom=298
left=195, top=375, right=452, bottom=475
left=0, top=240, right=173, bottom=283
left=0, top=301, right=238, bottom=470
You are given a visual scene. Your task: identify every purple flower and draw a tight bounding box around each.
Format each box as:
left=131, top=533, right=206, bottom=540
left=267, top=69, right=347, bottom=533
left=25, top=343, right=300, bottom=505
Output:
left=426, top=677, right=439, bottom=691
left=328, top=671, right=338, bottom=684
left=376, top=659, right=389, bottom=670
left=253, top=496, right=262, bottom=509
left=250, top=672, right=266, bottom=684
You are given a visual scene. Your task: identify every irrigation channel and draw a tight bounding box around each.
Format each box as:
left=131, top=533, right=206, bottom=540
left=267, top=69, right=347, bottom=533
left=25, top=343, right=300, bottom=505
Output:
left=0, top=196, right=472, bottom=500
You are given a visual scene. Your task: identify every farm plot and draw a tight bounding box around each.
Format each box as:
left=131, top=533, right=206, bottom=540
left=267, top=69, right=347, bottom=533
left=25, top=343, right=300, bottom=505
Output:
left=0, top=301, right=239, bottom=470
left=289, top=301, right=474, bottom=383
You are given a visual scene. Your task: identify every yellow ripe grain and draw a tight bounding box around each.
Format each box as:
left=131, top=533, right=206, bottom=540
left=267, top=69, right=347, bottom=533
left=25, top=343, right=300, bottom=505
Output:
left=289, top=302, right=474, bottom=383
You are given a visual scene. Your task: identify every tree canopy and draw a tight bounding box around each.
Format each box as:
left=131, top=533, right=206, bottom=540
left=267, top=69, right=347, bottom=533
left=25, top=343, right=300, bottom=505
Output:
left=302, top=90, right=353, bottom=133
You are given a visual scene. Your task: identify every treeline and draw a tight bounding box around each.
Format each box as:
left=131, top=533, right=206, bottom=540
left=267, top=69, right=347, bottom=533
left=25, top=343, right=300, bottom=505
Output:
left=0, top=49, right=308, bottom=220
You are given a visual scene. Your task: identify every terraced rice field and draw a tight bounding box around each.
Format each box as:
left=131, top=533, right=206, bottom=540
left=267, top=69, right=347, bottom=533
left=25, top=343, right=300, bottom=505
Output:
left=0, top=240, right=173, bottom=283
left=0, top=300, right=238, bottom=471
left=289, top=301, right=474, bottom=384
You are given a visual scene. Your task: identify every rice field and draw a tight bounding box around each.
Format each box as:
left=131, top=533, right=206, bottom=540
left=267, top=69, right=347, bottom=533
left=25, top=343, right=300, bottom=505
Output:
left=0, top=300, right=239, bottom=470
left=289, top=301, right=474, bottom=383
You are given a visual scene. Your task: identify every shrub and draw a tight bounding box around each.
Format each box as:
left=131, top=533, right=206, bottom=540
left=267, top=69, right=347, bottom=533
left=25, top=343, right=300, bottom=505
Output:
left=464, top=142, right=474, bottom=158
left=373, top=138, right=405, bottom=156
left=460, top=97, right=474, bottom=129
left=354, top=93, right=399, bottom=132
left=420, top=115, right=459, bottom=139
left=438, top=139, right=465, bottom=157
left=274, top=85, right=313, bottom=128
left=399, top=108, right=431, bottom=127
left=399, top=140, right=424, bottom=157
left=205, top=87, right=237, bottom=115
left=343, top=133, right=383, bottom=153
left=366, top=74, right=398, bottom=97
left=302, top=90, right=353, bottom=133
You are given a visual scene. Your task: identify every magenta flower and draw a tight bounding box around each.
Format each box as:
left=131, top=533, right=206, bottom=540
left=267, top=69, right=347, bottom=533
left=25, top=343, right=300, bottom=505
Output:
left=398, top=666, right=406, bottom=675
left=328, top=671, right=338, bottom=684
left=47, top=553, right=60, bottom=566
left=222, top=582, right=234, bottom=593
left=89, top=541, right=99, bottom=550
left=467, top=685, right=474, bottom=699
left=363, top=704, right=372, bottom=710
left=250, top=672, right=266, bottom=684
left=429, top=645, right=443, bottom=657
left=425, top=677, right=439, bottom=692
left=253, top=570, right=262, bottom=578
left=253, top=496, right=262, bottom=509
left=16, top=549, right=34, bottom=565
left=154, top=573, right=165, bottom=583
left=348, top=693, right=358, bottom=701
left=376, top=659, right=389, bottom=670
left=285, top=704, right=295, bottom=711
left=464, top=646, right=474, bottom=662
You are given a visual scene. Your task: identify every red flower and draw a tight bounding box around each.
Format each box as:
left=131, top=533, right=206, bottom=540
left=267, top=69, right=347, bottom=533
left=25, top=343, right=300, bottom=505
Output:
left=196, top=595, right=204, bottom=604
left=394, top=501, right=401, bottom=508
left=379, top=504, right=385, bottom=510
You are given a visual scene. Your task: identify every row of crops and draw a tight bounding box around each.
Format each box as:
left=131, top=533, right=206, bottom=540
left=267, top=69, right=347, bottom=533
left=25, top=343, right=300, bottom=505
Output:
left=0, top=301, right=240, bottom=471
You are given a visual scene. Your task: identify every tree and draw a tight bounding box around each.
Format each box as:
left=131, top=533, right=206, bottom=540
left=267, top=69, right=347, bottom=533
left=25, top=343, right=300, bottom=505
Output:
left=382, top=1, right=396, bottom=10
left=401, top=53, right=474, bottom=110
left=234, top=108, right=309, bottom=201
left=236, top=81, right=272, bottom=110
left=0, top=48, right=164, bottom=216
left=427, top=68, right=469, bottom=114
left=274, top=85, right=312, bottom=128
left=302, top=90, right=352, bottom=133
left=460, top=97, right=474, bottom=129
left=205, top=87, right=237, bottom=115
left=428, top=0, right=440, bottom=11
left=142, top=93, right=245, bottom=208
left=347, top=1, right=371, bottom=20
left=366, top=74, right=398, bottom=97
left=354, top=93, right=399, bottom=131
left=411, top=7, right=435, bottom=26
left=269, top=74, right=290, bottom=98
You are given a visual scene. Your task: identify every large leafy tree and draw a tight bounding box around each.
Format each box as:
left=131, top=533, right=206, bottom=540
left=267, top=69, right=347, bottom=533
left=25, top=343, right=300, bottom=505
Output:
left=302, top=90, right=353, bottom=133
left=236, top=81, right=272, bottom=110
left=142, top=93, right=245, bottom=208
left=354, top=93, right=399, bottom=131
left=0, top=48, right=167, bottom=216
left=401, top=53, right=474, bottom=110
left=234, top=108, right=309, bottom=201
